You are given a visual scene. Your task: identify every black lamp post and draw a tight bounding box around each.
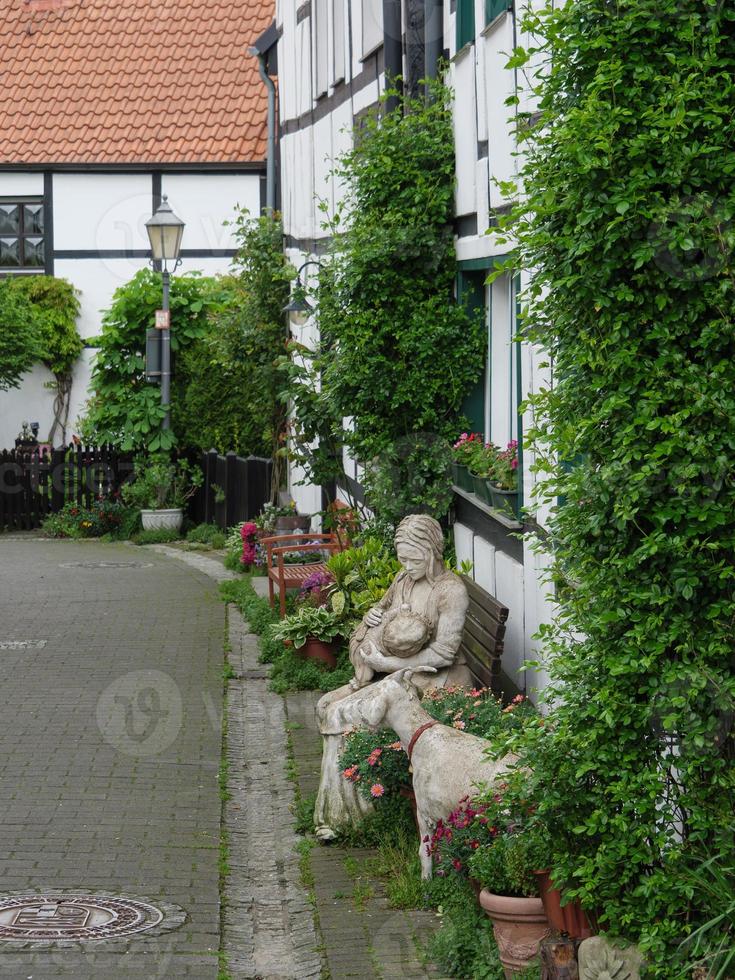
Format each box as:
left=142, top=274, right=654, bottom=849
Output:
left=283, top=259, right=324, bottom=328
left=145, top=196, right=185, bottom=431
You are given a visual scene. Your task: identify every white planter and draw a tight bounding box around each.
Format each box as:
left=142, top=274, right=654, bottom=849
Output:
left=141, top=508, right=183, bottom=532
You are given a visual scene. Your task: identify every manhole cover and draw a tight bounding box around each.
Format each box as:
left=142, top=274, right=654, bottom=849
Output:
left=0, top=893, right=183, bottom=944
left=0, top=640, right=47, bottom=650
left=59, top=561, right=153, bottom=569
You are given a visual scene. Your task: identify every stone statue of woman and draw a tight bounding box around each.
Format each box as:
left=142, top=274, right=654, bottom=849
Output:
left=313, top=514, right=471, bottom=842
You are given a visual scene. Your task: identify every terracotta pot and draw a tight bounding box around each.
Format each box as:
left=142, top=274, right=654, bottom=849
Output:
left=399, top=785, right=419, bottom=830
left=479, top=889, right=550, bottom=978
left=534, top=870, right=595, bottom=939
left=275, top=515, right=311, bottom=531
left=301, top=636, right=337, bottom=668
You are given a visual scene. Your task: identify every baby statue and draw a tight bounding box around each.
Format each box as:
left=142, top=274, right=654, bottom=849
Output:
left=349, top=603, right=432, bottom=689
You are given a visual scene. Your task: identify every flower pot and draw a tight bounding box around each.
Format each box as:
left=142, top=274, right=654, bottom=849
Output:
left=479, top=889, right=549, bottom=978
left=141, top=508, right=183, bottom=532
left=534, top=870, right=595, bottom=940
left=457, top=464, right=476, bottom=492
left=470, top=471, right=493, bottom=505
left=488, top=485, right=521, bottom=521
left=301, top=636, right=337, bottom=668
left=399, top=784, right=419, bottom=830
left=450, top=461, right=465, bottom=487
left=275, top=515, right=312, bottom=532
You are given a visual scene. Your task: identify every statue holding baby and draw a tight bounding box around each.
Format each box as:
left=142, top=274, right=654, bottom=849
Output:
left=314, top=513, right=472, bottom=841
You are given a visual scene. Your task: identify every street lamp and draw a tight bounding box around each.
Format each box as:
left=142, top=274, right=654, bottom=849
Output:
left=145, top=196, right=185, bottom=431
left=283, top=260, right=324, bottom=329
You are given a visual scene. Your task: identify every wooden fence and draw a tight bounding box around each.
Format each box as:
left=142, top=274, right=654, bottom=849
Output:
left=189, top=451, right=273, bottom=530
left=0, top=445, right=134, bottom=531
left=0, top=445, right=273, bottom=533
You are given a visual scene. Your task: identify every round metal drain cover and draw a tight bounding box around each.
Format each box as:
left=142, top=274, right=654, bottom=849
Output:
left=0, top=893, right=183, bottom=945
left=59, top=561, right=153, bottom=569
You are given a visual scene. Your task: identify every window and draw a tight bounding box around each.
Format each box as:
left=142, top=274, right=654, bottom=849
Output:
left=485, top=0, right=511, bottom=27
left=458, top=269, right=488, bottom=435
left=0, top=200, right=45, bottom=271
left=362, top=0, right=383, bottom=58
left=314, top=0, right=329, bottom=97
left=333, top=0, right=345, bottom=83
left=456, top=0, right=475, bottom=51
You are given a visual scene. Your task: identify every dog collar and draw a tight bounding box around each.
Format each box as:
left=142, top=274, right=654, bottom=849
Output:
left=407, top=721, right=439, bottom=761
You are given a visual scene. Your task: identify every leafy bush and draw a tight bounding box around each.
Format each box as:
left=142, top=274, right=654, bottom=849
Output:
left=0, top=283, right=42, bottom=391
left=186, top=523, right=226, bottom=548
left=131, top=527, right=182, bottom=545
left=41, top=498, right=132, bottom=539
left=80, top=269, right=226, bottom=452
left=326, top=537, right=401, bottom=626
left=339, top=730, right=410, bottom=800
left=120, top=455, right=202, bottom=510
left=497, top=0, right=735, bottom=968
left=267, top=605, right=349, bottom=648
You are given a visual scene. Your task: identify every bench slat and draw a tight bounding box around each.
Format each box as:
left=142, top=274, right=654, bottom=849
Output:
left=462, top=575, right=509, bottom=624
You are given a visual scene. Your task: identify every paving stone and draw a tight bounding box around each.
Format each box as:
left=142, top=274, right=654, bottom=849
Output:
left=0, top=537, right=223, bottom=978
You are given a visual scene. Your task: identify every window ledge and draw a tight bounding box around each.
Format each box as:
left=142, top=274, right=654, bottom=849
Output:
left=452, top=484, right=522, bottom=531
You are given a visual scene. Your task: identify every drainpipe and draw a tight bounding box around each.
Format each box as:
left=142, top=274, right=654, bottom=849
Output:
left=424, top=0, right=443, bottom=85
left=250, top=47, right=276, bottom=215
left=383, top=0, right=403, bottom=112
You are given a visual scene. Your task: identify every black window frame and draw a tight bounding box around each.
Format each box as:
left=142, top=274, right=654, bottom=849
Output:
left=0, top=197, right=46, bottom=273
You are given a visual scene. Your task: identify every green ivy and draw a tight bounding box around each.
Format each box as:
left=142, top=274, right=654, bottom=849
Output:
left=499, top=0, right=735, bottom=970
left=285, top=80, right=485, bottom=522
left=0, top=284, right=43, bottom=391
left=80, top=269, right=227, bottom=452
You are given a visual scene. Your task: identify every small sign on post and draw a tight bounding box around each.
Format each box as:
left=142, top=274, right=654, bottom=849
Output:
left=154, top=309, right=170, bottom=330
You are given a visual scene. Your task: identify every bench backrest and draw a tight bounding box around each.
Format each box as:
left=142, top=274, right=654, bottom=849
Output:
left=459, top=574, right=509, bottom=696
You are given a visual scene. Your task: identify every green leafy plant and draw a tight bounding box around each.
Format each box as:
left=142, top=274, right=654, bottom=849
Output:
left=3, top=276, right=82, bottom=443
left=0, top=282, right=43, bottom=391
left=131, top=527, right=182, bottom=545
left=41, top=497, right=132, bottom=539
left=267, top=605, right=348, bottom=648
left=491, top=0, right=735, bottom=968
left=80, top=269, right=226, bottom=452
left=120, top=454, right=203, bottom=510
left=339, top=729, right=410, bottom=800
left=326, top=537, right=401, bottom=626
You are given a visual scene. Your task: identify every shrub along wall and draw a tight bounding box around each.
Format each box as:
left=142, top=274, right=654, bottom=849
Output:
left=503, top=0, right=735, bottom=970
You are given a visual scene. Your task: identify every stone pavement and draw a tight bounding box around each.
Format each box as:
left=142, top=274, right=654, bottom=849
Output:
left=0, top=536, right=225, bottom=979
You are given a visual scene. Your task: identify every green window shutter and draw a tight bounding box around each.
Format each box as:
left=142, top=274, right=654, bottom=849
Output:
left=456, top=0, right=475, bottom=51
left=458, top=270, right=487, bottom=435
left=485, top=0, right=511, bottom=27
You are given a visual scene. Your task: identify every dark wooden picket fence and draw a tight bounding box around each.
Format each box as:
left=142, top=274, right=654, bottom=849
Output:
left=0, top=445, right=134, bottom=531
left=189, top=450, right=273, bottom=530
left=0, top=445, right=273, bottom=533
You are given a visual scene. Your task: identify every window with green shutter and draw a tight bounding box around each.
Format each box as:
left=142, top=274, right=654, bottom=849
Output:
left=485, top=0, right=511, bottom=28
left=458, top=270, right=487, bottom=435
left=456, top=0, right=475, bottom=51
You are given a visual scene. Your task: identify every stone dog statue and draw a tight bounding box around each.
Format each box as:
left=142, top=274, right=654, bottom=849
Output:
left=314, top=513, right=473, bottom=842
left=331, top=666, right=515, bottom=878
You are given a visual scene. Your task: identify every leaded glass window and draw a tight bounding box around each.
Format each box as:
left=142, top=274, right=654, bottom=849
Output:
left=0, top=200, right=45, bottom=270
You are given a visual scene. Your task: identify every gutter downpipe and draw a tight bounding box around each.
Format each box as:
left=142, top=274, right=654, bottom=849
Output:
left=383, top=0, right=403, bottom=113
left=252, top=47, right=276, bottom=215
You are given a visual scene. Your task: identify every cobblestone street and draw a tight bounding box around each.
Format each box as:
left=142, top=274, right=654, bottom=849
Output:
left=0, top=537, right=225, bottom=978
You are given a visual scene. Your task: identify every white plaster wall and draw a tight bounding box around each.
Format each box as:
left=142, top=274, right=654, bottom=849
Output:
left=494, top=550, right=525, bottom=690
left=521, top=537, right=555, bottom=706
left=0, top=365, right=55, bottom=448
left=162, top=173, right=261, bottom=252
left=0, top=173, right=44, bottom=195
left=53, top=173, right=151, bottom=251
left=453, top=49, right=477, bottom=218
left=453, top=522, right=474, bottom=570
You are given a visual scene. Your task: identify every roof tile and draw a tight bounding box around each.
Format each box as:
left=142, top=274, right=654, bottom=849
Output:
left=0, top=0, right=271, bottom=164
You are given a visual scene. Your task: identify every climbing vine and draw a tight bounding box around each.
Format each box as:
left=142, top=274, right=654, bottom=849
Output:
left=293, top=80, right=484, bottom=523
left=500, top=0, right=735, bottom=971
left=6, top=276, right=83, bottom=443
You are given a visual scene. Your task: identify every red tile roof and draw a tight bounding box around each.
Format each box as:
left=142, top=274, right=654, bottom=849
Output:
left=0, top=0, right=272, bottom=165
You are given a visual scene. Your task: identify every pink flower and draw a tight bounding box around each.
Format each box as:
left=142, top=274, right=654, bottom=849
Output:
left=388, top=741, right=403, bottom=751
left=453, top=720, right=466, bottom=730
left=367, top=748, right=382, bottom=766
left=370, top=783, right=385, bottom=798
left=452, top=859, right=462, bottom=872
left=342, top=765, right=359, bottom=781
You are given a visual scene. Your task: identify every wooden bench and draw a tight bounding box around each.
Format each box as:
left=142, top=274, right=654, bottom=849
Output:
left=263, top=532, right=345, bottom=617
left=459, top=574, right=509, bottom=696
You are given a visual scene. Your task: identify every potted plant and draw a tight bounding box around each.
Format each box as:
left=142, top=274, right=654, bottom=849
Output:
left=451, top=433, right=484, bottom=492
left=487, top=441, right=521, bottom=520
left=467, top=781, right=551, bottom=978
left=339, top=728, right=411, bottom=804
left=121, top=454, right=203, bottom=532
left=267, top=604, right=347, bottom=667
left=465, top=441, right=499, bottom=506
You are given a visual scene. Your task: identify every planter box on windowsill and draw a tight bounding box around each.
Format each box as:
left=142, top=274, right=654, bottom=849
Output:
left=452, top=484, right=523, bottom=530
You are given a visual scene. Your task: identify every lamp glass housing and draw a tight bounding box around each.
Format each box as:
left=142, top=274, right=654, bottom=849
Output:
left=145, top=197, right=185, bottom=264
